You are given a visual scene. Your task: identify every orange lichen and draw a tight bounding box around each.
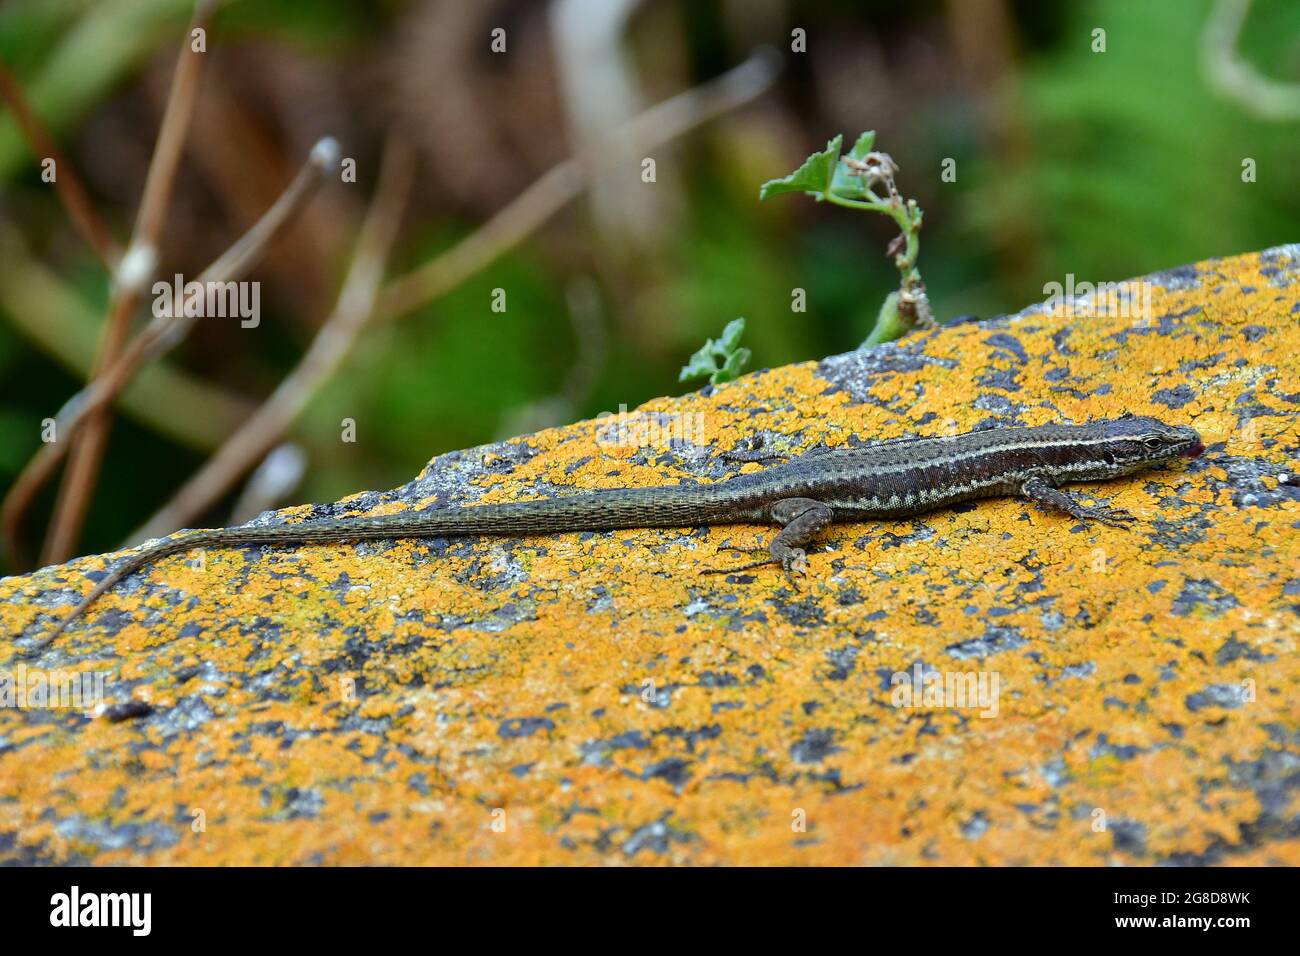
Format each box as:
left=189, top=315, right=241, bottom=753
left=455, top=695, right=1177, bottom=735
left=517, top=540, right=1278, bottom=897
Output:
left=1, top=246, right=1298, bottom=865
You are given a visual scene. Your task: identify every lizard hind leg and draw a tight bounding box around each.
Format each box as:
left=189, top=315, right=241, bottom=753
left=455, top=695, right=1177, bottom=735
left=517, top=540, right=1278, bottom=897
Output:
left=1019, top=476, right=1137, bottom=528
left=701, top=497, right=834, bottom=589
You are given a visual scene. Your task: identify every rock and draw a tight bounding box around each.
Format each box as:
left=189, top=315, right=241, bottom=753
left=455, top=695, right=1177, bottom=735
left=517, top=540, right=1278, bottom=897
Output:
left=2, top=245, right=1297, bottom=864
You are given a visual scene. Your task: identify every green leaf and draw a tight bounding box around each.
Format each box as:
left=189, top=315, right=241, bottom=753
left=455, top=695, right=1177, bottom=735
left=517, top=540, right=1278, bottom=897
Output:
left=862, top=291, right=904, bottom=347
left=679, top=318, right=751, bottom=386
left=830, top=130, right=877, bottom=200
left=715, top=347, right=751, bottom=384
left=678, top=345, right=719, bottom=382
left=846, top=130, right=876, bottom=160
left=758, top=134, right=842, bottom=200
left=717, top=317, right=746, bottom=352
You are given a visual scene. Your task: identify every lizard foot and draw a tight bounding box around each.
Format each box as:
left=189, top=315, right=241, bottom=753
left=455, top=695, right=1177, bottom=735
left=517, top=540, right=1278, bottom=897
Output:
left=1077, top=504, right=1137, bottom=528
left=702, top=546, right=808, bottom=589
left=715, top=541, right=771, bottom=557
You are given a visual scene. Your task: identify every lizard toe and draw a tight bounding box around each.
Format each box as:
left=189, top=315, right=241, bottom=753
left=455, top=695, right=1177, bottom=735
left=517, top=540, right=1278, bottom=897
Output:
left=778, top=548, right=809, bottom=589
left=1095, top=507, right=1136, bottom=527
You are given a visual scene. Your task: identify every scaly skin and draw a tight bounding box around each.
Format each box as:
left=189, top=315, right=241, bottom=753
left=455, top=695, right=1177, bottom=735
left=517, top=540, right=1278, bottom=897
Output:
left=27, top=414, right=1202, bottom=652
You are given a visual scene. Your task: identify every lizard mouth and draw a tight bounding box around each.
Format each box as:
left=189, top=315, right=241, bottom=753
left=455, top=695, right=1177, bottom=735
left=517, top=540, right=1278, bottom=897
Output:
left=1182, top=442, right=1204, bottom=458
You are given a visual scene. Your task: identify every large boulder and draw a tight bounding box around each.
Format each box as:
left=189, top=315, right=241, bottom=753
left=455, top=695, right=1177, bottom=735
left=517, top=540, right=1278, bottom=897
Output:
left=2, top=245, right=1297, bottom=864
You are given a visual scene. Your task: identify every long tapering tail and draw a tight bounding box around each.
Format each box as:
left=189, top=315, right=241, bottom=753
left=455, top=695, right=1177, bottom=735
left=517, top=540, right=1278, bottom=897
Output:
left=28, top=485, right=757, bottom=652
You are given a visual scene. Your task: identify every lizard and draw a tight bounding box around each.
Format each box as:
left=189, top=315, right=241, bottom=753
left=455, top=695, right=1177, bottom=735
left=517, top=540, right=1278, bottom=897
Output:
left=27, top=414, right=1202, bottom=652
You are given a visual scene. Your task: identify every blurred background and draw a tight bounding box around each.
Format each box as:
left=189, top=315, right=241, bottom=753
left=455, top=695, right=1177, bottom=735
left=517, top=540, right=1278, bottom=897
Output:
left=0, top=0, right=1297, bottom=571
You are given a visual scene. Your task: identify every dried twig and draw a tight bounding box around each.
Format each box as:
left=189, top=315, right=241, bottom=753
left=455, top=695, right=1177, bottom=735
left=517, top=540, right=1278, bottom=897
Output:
left=123, top=50, right=780, bottom=542
left=0, top=62, right=119, bottom=268
left=1, top=138, right=338, bottom=570
left=228, top=443, right=308, bottom=525
left=1202, top=0, right=1300, bottom=120
left=0, top=223, right=254, bottom=447
left=127, top=137, right=415, bottom=545
left=376, top=47, right=781, bottom=322
left=42, top=0, right=218, bottom=565
left=93, top=138, right=341, bottom=391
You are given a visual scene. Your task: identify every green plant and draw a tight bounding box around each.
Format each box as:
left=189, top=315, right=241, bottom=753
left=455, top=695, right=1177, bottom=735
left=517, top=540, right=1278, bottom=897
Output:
left=760, top=131, right=934, bottom=346
left=679, top=317, right=750, bottom=386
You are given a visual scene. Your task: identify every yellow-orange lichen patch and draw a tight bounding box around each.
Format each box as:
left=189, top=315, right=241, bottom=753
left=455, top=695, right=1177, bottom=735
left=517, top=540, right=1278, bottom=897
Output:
left=1, top=245, right=1298, bottom=865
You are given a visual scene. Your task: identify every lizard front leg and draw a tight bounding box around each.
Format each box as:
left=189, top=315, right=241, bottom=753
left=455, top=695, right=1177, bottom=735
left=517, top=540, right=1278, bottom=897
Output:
left=1020, top=476, right=1136, bottom=528
left=703, top=497, right=834, bottom=587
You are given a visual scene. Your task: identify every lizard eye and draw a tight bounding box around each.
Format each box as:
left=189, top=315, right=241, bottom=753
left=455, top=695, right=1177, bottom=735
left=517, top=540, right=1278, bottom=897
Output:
left=1143, top=437, right=1163, bottom=450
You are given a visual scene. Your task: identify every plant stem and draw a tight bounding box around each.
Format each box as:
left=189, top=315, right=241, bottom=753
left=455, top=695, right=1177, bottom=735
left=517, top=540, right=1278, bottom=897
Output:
left=827, top=189, right=926, bottom=342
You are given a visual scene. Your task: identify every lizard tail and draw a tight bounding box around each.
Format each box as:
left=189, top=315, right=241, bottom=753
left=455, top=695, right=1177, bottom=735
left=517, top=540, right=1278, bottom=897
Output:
left=26, top=485, right=757, bottom=652
left=26, top=531, right=224, bottom=656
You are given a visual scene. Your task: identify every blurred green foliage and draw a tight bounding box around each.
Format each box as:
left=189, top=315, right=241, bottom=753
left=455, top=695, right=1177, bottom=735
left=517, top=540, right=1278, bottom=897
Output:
left=679, top=317, right=751, bottom=385
left=0, top=0, right=1297, bottom=563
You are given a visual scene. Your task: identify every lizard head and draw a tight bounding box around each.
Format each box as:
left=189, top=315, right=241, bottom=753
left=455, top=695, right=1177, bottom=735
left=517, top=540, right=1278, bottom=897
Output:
left=1090, top=414, right=1203, bottom=477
